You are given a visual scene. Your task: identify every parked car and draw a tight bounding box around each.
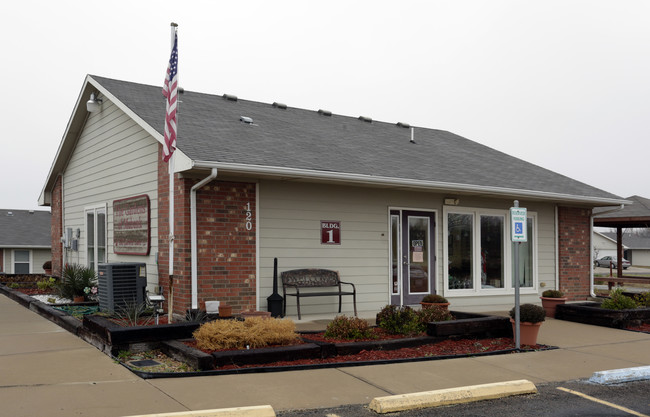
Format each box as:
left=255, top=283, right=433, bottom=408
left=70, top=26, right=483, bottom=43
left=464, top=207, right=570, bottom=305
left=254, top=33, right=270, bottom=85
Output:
left=594, top=256, right=630, bottom=269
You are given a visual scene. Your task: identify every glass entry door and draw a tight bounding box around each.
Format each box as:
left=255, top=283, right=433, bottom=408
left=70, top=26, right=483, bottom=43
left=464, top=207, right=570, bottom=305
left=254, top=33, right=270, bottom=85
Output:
left=391, top=210, right=436, bottom=305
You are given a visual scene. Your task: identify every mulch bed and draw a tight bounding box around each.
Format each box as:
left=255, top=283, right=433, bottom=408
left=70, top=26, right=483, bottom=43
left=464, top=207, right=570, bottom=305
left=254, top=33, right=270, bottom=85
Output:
left=627, top=323, right=650, bottom=333
left=215, top=337, right=536, bottom=370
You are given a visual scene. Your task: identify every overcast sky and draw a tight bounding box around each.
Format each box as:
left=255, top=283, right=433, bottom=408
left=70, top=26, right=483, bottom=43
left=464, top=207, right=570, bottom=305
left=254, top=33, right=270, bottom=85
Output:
left=4, top=0, right=649, bottom=212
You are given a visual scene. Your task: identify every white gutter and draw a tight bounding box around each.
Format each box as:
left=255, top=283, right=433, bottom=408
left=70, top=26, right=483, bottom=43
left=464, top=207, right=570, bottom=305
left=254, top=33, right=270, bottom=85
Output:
left=590, top=204, right=626, bottom=297
left=190, top=168, right=218, bottom=310
left=192, top=160, right=630, bottom=206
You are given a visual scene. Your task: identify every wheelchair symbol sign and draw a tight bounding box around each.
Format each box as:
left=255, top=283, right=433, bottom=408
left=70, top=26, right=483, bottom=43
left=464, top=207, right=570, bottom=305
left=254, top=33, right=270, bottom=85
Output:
left=514, top=222, right=523, bottom=235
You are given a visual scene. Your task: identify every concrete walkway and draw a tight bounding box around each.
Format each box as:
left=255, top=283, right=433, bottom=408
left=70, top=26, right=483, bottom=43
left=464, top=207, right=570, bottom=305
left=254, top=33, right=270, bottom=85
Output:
left=1, top=294, right=650, bottom=417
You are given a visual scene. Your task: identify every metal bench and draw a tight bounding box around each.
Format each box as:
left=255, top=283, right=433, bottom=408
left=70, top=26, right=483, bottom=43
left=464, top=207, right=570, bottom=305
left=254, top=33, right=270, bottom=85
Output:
left=281, top=269, right=357, bottom=320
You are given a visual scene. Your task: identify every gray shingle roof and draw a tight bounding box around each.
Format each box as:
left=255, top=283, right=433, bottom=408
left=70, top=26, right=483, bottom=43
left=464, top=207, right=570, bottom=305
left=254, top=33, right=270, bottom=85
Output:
left=0, top=209, right=51, bottom=247
left=601, top=232, right=650, bottom=250
left=594, top=195, right=650, bottom=218
left=92, top=75, right=622, bottom=202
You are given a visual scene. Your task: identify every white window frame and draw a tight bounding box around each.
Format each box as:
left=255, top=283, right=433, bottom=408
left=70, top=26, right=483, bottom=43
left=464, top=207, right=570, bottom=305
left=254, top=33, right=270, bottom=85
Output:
left=443, top=206, right=538, bottom=296
left=85, top=204, right=107, bottom=273
left=12, top=249, right=32, bottom=274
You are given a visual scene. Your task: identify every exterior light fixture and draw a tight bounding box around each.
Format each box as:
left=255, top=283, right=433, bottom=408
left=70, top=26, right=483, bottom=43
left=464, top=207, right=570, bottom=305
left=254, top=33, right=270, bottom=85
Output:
left=86, top=93, right=103, bottom=113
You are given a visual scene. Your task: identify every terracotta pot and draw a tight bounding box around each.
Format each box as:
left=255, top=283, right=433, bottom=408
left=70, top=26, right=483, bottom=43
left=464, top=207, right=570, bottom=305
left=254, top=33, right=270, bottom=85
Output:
left=540, top=296, right=568, bottom=318
left=73, top=295, right=85, bottom=303
left=510, top=318, right=542, bottom=346
left=44, top=268, right=52, bottom=275
left=240, top=310, right=272, bottom=319
left=218, top=305, right=232, bottom=317
left=420, top=302, right=450, bottom=311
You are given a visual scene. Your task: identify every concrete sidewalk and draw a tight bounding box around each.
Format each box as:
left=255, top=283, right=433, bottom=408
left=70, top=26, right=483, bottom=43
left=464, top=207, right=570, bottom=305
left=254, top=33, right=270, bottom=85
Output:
left=1, top=294, right=650, bottom=417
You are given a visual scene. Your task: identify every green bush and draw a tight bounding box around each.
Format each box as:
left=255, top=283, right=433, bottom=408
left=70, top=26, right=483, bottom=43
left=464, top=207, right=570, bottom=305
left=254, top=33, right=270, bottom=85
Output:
left=376, top=305, right=448, bottom=335
left=324, top=315, right=375, bottom=340
left=634, top=292, right=650, bottom=308
left=37, top=277, right=57, bottom=291
left=541, top=289, right=564, bottom=298
left=418, top=305, right=454, bottom=323
left=421, top=294, right=448, bottom=303
left=601, top=288, right=638, bottom=310
left=509, top=304, right=546, bottom=323
left=55, top=264, right=97, bottom=300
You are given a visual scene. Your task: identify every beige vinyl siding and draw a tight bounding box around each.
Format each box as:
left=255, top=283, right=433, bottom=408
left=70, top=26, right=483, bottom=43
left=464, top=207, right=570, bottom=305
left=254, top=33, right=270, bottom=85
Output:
left=631, top=250, right=650, bottom=267
left=258, top=180, right=558, bottom=315
left=32, top=249, right=53, bottom=274
left=62, top=97, right=159, bottom=289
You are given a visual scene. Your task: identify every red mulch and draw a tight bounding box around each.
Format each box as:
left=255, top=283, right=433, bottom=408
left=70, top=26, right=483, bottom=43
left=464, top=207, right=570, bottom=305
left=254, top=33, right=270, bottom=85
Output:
left=627, top=323, right=650, bottom=332
left=216, top=337, right=529, bottom=370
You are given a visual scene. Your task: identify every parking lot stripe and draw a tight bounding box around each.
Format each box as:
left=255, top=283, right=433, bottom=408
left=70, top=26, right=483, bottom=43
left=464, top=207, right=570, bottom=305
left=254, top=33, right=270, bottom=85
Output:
left=557, top=387, right=648, bottom=417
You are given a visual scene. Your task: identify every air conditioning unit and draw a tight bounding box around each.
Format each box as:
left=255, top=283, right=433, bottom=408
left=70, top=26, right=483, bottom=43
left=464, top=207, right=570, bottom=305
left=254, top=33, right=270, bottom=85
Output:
left=98, top=262, right=147, bottom=312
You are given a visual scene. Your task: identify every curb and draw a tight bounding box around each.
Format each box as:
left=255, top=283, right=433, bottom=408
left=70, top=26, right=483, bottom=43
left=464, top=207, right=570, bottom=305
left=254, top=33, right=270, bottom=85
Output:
left=368, top=379, right=537, bottom=414
left=589, top=366, right=650, bottom=384
left=122, top=405, right=276, bottom=417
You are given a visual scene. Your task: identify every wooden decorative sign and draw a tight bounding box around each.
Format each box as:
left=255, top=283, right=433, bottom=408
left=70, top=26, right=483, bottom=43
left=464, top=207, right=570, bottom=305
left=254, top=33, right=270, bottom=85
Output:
left=113, top=195, right=150, bottom=255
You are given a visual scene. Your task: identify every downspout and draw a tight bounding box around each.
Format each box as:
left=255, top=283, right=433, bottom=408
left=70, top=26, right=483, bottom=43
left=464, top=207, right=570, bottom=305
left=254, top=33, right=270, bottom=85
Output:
left=191, top=168, right=218, bottom=310
left=590, top=204, right=625, bottom=297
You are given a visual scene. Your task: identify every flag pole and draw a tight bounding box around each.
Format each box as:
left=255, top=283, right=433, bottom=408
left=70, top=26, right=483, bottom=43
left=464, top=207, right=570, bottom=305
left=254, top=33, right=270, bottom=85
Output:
left=167, top=22, right=178, bottom=323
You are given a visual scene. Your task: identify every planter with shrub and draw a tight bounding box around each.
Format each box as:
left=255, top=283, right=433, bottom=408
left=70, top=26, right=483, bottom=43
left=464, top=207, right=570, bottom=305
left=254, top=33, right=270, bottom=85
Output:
left=509, top=303, right=545, bottom=346
left=540, top=289, right=568, bottom=318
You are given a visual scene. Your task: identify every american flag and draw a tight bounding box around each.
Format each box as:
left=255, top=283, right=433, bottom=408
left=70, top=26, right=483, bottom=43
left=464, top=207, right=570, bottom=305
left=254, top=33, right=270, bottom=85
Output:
left=162, top=31, right=178, bottom=162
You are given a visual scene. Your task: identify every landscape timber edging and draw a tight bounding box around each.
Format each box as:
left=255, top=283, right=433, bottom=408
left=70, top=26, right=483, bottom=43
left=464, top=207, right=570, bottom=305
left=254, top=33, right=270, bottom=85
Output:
left=555, top=302, right=650, bottom=328
left=427, top=311, right=512, bottom=338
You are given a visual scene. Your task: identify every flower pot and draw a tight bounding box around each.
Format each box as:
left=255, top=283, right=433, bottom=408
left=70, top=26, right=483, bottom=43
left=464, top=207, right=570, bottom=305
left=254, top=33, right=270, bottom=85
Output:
left=420, top=302, right=450, bottom=311
left=540, top=296, right=568, bottom=318
left=510, top=318, right=542, bottom=346
left=44, top=268, right=52, bottom=275
left=73, top=295, right=85, bottom=303
left=218, top=305, right=232, bottom=317
left=240, top=310, right=272, bottom=319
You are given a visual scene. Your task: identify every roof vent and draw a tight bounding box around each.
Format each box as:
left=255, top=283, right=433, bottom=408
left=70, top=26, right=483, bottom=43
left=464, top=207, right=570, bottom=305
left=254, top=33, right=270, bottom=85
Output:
left=318, top=109, right=332, bottom=116
left=223, top=94, right=238, bottom=102
left=272, top=102, right=287, bottom=109
left=358, top=116, right=372, bottom=123
left=6, top=211, right=13, bottom=216
left=396, top=122, right=410, bottom=128
left=240, top=116, right=254, bottom=124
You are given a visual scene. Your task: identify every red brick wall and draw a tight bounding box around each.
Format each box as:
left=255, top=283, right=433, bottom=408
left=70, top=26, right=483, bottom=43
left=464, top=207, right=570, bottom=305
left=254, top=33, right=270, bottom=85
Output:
left=158, top=146, right=257, bottom=315
left=51, top=175, right=63, bottom=277
left=0, top=249, right=3, bottom=272
left=557, top=206, right=592, bottom=300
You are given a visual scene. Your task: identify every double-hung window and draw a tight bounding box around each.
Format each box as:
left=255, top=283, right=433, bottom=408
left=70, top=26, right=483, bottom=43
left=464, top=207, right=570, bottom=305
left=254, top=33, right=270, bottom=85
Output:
left=86, top=206, right=107, bottom=272
left=445, top=207, right=536, bottom=294
left=13, top=250, right=30, bottom=274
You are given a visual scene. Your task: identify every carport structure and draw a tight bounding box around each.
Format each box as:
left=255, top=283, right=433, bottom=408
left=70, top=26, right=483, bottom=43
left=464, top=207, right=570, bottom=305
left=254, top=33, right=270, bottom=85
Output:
left=593, top=195, right=650, bottom=286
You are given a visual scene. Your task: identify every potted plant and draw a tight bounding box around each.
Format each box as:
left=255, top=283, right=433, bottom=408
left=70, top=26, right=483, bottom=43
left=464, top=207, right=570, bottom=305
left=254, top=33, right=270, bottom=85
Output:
left=540, top=289, right=568, bottom=318
left=509, top=303, right=545, bottom=346
left=218, top=303, right=233, bottom=317
left=55, top=264, right=97, bottom=303
left=42, top=260, right=52, bottom=275
left=420, top=294, right=450, bottom=311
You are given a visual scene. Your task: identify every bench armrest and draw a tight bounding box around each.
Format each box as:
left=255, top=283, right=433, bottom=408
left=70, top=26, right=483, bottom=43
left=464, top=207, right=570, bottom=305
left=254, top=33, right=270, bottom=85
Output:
left=338, top=281, right=356, bottom=292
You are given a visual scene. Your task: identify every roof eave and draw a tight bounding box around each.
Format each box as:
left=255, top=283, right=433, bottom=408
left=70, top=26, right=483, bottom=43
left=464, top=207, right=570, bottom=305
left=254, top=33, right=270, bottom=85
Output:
left=192, top=160, right=630, bottom=206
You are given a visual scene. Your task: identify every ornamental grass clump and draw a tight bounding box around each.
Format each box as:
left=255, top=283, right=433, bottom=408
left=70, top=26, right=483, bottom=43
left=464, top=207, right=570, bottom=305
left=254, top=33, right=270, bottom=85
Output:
left=193, top=316, right=300, bottom=351
left=324, top=315, right=375, bottom=340
left=601, top=288, right=638, bottom=310
left=55, top=264, right=97, bottom=300
left=634, top=292, right=650, bottom=308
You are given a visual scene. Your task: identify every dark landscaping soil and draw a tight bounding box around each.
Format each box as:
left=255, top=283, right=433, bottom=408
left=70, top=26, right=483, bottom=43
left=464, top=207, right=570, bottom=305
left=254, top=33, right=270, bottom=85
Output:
left=215, top=337, right=535, bottom=370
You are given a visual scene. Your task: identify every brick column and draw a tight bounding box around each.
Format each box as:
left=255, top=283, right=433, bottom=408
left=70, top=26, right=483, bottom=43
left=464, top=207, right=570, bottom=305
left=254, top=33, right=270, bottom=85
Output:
left=158, top=145, right=257, bottom=315
left=557, top=206, right=592, bottom=300
left=51, top=175, right=63, bottom=277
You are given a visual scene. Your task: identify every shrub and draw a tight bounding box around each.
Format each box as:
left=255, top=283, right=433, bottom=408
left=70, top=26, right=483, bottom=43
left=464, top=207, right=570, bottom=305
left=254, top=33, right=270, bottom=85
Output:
left=56, top=264, right=97, bottom=299
left=324, top=315, right=375, bottom=340
left=421, top=294, right=448, bottom=304
left=601, top=288, right=638, bottom=310
left=42, top=260, right=52, bottom=270
left=193, top=317, right=300, bottom=351
left=376, top=305, right=421, bottom=335
left=113, top=299, right=154, bottom=327
left=634, top=292, right=650, bottom=308
left=541, top=289, right=564, bottom=298
left=509, top=304, right=546, bottom=323
left=418, top=305, right=454, bottom=323
left=36, top=277, right=57, bottom=291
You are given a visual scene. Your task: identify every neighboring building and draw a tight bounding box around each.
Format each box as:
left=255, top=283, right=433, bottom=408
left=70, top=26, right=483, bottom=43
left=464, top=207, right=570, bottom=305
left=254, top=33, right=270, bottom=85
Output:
left=39, top=75, right=628, bottom=317
left=0, top=209, right=52, bottom=274
left=592, top=231, right=627, bottom=261
left=600, top=232, right=650, bottom=267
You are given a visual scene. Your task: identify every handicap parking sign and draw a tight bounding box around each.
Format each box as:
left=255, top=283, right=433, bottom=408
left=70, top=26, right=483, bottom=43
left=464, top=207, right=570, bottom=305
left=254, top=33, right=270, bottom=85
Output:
left=510, top=207, right=527, bottom=242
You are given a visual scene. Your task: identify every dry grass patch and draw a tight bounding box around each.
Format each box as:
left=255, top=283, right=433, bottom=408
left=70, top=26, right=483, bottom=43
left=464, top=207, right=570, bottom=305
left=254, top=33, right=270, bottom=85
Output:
left=193, top=316, right=300, bottom=351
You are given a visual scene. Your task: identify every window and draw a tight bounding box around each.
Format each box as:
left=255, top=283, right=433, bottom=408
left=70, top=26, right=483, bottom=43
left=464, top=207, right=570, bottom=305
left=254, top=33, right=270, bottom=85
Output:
left=445, top=208, right=536, bottom=294
left=13, top=250, right=30, bottom=274
left=86, top=206, right=107, bottom=271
